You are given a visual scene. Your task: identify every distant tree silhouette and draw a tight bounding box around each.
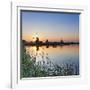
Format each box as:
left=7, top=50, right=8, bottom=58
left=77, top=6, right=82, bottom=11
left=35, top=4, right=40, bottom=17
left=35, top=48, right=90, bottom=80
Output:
left=22, top=40, right=26, bottom=44
left=60, top=39, right=64, bottom=44
left=22, top=40, right=27, bottom=45
left=35, top=37, right=39, bottom=44
left=45, top=39, right=49, bottom=44
left=45, top=39, right=49, bottom=48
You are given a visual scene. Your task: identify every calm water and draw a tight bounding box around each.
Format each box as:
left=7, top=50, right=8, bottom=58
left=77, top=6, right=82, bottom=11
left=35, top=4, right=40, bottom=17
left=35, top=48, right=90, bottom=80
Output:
left=25, top=45, right=79, bottom=75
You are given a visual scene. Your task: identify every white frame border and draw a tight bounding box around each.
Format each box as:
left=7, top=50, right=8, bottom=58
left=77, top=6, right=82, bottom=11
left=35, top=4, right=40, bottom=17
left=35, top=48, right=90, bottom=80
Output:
left=11, top=1, right=88, bottom=88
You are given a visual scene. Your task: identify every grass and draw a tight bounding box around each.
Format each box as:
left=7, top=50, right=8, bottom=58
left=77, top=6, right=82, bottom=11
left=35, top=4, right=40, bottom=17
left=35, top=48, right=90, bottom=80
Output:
left=20, top=46, right=79, bottom=78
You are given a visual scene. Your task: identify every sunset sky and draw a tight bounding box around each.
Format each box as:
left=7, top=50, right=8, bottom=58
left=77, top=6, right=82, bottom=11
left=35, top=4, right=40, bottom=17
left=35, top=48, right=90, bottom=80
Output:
left=21, top=10, right=79, bottom=42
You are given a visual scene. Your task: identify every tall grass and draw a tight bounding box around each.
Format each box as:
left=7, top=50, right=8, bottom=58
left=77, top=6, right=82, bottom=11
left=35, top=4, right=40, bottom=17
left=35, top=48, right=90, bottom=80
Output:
left=21, top=47, right=79, bottom=78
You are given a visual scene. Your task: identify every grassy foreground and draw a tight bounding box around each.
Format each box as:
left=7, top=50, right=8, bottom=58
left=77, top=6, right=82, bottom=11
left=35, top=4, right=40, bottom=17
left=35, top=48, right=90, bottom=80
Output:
left=20, top=47, right=79, bottom=78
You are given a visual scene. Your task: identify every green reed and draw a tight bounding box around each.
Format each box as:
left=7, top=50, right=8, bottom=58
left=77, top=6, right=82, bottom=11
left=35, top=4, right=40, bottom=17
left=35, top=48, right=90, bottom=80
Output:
left=21, top=47, right=79, bottom=78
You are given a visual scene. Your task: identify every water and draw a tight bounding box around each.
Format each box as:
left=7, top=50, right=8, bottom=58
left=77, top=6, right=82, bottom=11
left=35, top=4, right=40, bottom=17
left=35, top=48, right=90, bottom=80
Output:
left=25, top=45, right=79, bottom=75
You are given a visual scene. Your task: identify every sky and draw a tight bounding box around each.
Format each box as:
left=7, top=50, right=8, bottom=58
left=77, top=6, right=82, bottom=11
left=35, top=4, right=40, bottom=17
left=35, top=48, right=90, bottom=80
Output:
left=21, top=10, right=80, bottom=42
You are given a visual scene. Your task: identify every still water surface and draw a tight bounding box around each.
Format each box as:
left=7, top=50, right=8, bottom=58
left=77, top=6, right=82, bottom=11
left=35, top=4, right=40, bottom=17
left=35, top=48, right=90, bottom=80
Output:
left=25, top=45, right=79, bottom=70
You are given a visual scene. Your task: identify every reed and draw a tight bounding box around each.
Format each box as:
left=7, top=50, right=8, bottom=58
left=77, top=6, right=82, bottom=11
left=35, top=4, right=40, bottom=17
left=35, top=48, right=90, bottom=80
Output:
left=21, top=47, right=79, bottom=78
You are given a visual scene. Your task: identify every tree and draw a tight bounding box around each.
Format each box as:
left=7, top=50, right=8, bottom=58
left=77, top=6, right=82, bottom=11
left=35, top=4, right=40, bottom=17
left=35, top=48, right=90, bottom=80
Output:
left=45, top=39, right=49, bottom=44
left=35, top=37, right=39, bottom=44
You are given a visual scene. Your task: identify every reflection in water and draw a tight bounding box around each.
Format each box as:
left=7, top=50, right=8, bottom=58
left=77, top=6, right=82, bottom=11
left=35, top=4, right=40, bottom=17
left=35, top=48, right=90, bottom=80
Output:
left=25, top=45, right=79, bottom=75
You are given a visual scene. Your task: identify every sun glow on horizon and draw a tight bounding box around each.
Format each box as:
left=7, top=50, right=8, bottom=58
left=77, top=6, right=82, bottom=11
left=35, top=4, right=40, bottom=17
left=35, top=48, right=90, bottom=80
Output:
left=32, top=33, right=39, bottom=41
left=22, top=33, right=79, bottom=43
left=22, top=33, right=44, bottom=42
